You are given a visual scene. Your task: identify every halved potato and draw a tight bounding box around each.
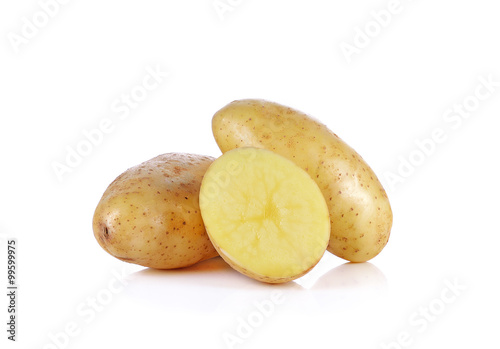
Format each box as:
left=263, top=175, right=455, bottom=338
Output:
left=199, top=147, right=330, bottom=283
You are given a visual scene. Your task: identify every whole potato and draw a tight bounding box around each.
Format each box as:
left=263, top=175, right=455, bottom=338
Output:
left=212, top=99, right=392, bottom=262
left=92, top=153, right=218, bottom=269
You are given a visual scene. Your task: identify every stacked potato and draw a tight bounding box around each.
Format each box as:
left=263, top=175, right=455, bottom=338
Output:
left=93, top=99, right=393, bottom=283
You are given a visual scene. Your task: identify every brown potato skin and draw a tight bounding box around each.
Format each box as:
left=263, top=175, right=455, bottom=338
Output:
left=212, top=99, right=393, bottom=262
left=92, top=153, right=218, bottom=269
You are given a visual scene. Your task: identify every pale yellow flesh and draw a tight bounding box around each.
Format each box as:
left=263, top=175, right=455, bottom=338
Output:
left=200, top=147, right=330, bottom=283
left=212, top=99, right=393, bottom=262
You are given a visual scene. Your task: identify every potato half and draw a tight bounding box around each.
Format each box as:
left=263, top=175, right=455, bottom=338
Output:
left=199, top=147, right=330, bottom=283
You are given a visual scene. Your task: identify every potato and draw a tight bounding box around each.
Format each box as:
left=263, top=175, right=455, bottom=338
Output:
left=92, top=153, right=218, bottom=269
left=199, top=147, right=330, bottom=283
left=212, top=99, right=393, bottom=262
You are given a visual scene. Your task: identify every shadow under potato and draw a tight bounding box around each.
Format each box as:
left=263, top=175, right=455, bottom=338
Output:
left=139, top=256, right=231, bottom=275
left=132, top=256, right=304, bottom=290
left=123, top=259, right=388, bottom=314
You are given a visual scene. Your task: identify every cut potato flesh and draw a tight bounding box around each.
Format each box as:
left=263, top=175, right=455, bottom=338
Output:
left=199, top=147, right=330, bottom=283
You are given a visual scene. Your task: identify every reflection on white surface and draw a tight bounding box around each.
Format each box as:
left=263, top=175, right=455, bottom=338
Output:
left=307, top=261, right=388, bottom=312
left=124, top=257, right=387, bottom=314
left=312, top=261, right=387, bottom=289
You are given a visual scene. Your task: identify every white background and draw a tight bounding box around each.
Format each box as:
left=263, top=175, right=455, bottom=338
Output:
left=1, top=0, right=499, bottom=348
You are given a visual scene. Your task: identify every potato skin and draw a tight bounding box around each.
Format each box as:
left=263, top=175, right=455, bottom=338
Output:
left=92, top=153, right=218, bottom=269
left=212, top=99, right=392, bottom=262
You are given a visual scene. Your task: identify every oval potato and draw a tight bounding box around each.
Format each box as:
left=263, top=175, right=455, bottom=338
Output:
left=92, top=153, right=218, bottom=269
left=212, top=99, right=392, bottom=262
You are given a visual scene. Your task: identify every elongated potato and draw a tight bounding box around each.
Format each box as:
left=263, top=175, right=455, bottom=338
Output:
left=212, top=99, right=392, bottom=262
left=92, top=153, right=218, bottom=269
